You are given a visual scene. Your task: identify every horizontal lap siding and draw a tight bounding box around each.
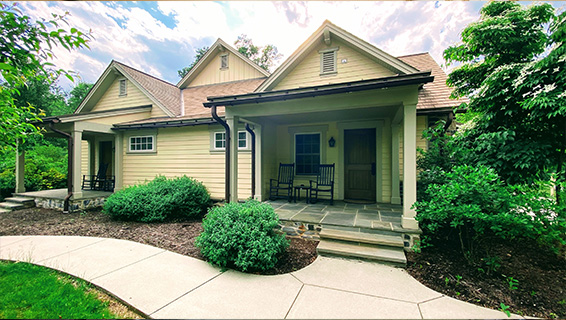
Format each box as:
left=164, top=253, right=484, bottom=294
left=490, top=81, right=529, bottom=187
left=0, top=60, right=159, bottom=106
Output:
left=122, top=126, right=252, bottom=200
left=274, top=39, right=396, bottom=91
left=91, top=78, right=153, bottom=112
left=399, top=115, right=427, bottom=180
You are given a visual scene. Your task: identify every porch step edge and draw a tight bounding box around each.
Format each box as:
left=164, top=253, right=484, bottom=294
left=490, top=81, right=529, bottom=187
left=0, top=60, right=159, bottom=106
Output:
left=317, top=239, right=406, bottom=266
left=0, top=202, right=24, bottom=210
left=5, top=197, right=35, bottom=207
left=0, top=207, right=11, bottom=214
left=320, top=228, right=404, bottom=247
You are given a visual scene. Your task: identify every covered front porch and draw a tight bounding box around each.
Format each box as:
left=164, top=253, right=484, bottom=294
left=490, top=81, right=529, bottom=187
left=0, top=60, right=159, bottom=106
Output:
left=205, top=74, right=432, bottom=233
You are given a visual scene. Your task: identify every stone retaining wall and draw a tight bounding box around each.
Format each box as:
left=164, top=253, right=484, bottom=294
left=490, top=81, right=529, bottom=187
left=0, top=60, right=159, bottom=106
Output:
left=34, top=196, right=108, bottom=212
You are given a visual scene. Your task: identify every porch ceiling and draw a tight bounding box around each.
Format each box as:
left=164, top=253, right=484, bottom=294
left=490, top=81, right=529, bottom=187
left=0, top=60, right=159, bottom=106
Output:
left=246, top=104, right=399, bottom=125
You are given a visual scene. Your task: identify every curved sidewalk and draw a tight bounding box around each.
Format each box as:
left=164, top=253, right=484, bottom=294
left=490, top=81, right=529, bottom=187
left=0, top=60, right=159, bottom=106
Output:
left=0, top=236, right=520, bottom=319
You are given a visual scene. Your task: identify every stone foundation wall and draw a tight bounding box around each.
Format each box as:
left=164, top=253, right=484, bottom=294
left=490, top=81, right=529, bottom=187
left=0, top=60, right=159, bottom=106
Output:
left=276, top=221, right=322, bottom=240
left=34, top=196, right=108, bottom=212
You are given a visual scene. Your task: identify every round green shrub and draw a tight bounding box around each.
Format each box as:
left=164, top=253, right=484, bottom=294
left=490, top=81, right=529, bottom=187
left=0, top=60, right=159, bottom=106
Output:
left=195, top=200, right=289, bottom=272
left=103, top=175, right=210, bottom=222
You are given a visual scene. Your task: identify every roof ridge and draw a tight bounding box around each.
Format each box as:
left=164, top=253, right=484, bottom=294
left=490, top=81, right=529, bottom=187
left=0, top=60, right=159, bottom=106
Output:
left=396, top=52, right=431, bottom=58
left=112, top=60, right=177, bottom=88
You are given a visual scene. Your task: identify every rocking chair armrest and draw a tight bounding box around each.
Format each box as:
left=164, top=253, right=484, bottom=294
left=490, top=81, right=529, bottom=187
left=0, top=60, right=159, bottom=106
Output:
left=309, top=180, right=317, bottom=188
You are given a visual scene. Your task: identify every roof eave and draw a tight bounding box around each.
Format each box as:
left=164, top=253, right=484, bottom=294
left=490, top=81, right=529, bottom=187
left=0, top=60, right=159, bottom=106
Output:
left=204, top=72, right=433, bottom=108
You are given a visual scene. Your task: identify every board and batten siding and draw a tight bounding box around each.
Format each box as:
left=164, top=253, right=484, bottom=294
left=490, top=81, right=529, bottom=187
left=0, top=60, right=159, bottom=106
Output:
left=90, top=78, right=167, bottom=118
left=188, top=51, right=266, bottom=87
left=399, top=115, right=428, bottom=180
left=121, top=125, right=252, bottom=200
left=273, top=38, right=397, bottom=91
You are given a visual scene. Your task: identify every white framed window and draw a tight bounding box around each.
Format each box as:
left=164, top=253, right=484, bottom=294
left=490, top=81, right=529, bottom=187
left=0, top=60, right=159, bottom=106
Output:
left=213, top=131, right=248, bottom=150
left=119, top=79, right=127, bottom=96
left=319, top=47, right=338, bottom=75
left=220, top=54, right=229, bottom=69
left=295, top=133, right=321, bottom=175
left=129, top=135, right=154, bottom=152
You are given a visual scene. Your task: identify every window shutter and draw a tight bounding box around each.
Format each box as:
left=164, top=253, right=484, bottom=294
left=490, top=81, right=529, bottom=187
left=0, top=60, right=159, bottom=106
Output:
left=119, top=79, right=127, bottom=96
left=321, top=51, right=336, bottom=74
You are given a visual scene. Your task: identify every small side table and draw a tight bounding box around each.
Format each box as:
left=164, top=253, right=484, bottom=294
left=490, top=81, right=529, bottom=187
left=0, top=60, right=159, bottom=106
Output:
left=294, top=185, right=311, bottom=204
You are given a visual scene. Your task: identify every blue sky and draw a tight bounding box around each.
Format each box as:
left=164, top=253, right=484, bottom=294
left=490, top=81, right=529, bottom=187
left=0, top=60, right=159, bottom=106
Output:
left=17, top=1, right=565, bottom=90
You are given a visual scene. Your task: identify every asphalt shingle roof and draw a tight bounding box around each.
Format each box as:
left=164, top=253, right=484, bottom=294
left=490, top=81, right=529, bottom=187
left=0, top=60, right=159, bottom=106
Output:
left=397, top=53, right=466, bottom=110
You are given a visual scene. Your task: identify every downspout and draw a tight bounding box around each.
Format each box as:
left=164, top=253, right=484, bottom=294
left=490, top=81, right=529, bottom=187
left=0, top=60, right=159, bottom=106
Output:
left=49, top=120, right=73, bottom=213
left=245, top=123, right=255, bottom=199
left=211, top=106, right=230, bottom=202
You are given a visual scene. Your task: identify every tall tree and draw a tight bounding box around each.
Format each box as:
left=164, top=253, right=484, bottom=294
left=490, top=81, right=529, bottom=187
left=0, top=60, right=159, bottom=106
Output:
left=67, top=82, right=93, bottom=113
left=177, top=46, right=209, bottom=78
left=0, top=3, right=90, bottom=153
left=234, top=35, right=282, bottom=71
left=444, top=2, right=560, bottom=185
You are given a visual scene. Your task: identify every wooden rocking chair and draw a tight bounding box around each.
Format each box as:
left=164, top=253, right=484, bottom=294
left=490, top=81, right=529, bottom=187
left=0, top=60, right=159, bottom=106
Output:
left=269, top=163, right=295, bottom=201
left=309, top=163, right=335, bottom=205
left=82, top=163, right=115, bottom=191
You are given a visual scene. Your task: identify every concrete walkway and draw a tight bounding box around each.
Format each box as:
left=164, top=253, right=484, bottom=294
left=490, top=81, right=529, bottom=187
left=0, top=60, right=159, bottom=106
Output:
left=0, top=236, right=521, bottom=319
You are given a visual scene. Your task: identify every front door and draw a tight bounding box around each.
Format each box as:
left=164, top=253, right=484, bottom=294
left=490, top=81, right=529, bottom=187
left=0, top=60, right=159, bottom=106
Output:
left=344, top=128, right=376, bottom=202
left=99, top=141, right=113, bottom=176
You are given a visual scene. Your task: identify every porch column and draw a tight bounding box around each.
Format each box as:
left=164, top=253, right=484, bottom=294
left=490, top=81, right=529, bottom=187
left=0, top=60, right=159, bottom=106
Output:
left=114, top=132, right=123, bottom=191
left=15, top=144, right=25, bottom=193
left=254, top=125, right=262, bottom=201
left=72, top=129, right=83, bottom=199
left=402, top=103, right=418, bottom=229
left=226, top=115, right=239, bottom=202
left=391, top=124, right=401, bottom=204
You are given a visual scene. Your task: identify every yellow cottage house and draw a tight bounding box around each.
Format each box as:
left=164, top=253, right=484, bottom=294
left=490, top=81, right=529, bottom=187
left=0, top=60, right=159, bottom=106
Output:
left=12, top=21, right=460, bottom=256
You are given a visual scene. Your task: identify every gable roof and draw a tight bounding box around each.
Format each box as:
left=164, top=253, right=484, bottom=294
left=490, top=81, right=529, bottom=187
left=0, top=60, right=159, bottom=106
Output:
left=177, top=38, right=270, bottom=89
left=398, top=53, right=466, bottom=111
left=75, top=60, right=181, bottom=117
left=256, top=20, right=420, bottom=92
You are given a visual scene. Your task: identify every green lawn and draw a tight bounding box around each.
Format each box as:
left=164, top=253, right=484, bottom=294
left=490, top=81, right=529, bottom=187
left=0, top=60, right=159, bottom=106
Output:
left=0, top=261, right=119, bottom=319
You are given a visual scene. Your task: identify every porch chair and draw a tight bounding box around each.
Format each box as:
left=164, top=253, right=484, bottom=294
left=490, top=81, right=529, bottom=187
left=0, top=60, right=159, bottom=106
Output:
left=269, top=163, right=295, bottom=201
left=309, top=163, right=335, bottom=205
left=82, top=163, right=115, bottom=191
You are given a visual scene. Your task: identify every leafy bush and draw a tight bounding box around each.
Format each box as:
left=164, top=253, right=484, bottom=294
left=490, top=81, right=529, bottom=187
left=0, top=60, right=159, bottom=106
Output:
left=0, top=144, right=67, bottom=200
left=195, top=200, right=289, bottom=272
left=103, top=175, right=210, bottom=222
left=414, top=164, right=566, bottom=264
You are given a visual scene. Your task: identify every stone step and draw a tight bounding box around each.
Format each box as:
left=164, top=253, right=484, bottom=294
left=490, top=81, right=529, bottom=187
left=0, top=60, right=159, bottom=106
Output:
left=5, top=197, right=35, bottom=207
left=317, top=239, right=407, bottom=266
left=0, top=202, right=24, bottom=211
left=0, top=207, right=11, bottom=214
left=320, top=228, right=404, bottom=248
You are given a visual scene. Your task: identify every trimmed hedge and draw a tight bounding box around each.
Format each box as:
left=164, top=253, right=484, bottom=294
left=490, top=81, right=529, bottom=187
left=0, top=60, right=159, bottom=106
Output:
left=103, top=175, right=210, bottom=222
left=195, top=200, right=289, bottom=272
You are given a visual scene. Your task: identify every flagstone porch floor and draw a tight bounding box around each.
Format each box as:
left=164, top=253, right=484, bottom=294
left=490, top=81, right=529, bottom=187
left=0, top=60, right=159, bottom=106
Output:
left=266, top=199, right=404, bottom=232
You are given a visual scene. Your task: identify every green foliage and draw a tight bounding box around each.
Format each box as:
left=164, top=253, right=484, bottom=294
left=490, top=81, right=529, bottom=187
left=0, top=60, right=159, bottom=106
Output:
left=234, top=34, right=282, bottom=71
left=67, top=82, right=93, bottom=113
left=0, top=144, right=67, bottom=200
left=0, top=261, right=117, bottom=319
left=103, top=175, right=210, bottom=222
left=504, top=275, right=519, bottom=290
left=0, top=3, right=91, bottom=153
left=195, top=200, right=289, bottom=272
left=500, top=302, right=511, bottom=317
left=444, top=2, right=565, bottom=185
left=177, top=46, right=209, bottom=78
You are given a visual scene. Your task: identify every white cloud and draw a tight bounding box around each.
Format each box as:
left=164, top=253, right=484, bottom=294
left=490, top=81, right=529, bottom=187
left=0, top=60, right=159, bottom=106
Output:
left=15, top=1, right=511, bottom=89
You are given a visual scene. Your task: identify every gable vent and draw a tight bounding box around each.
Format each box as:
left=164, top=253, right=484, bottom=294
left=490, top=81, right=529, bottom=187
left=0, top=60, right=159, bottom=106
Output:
left=119, top=79, right=127, bottom=96
left=320, top=50, right=337, bottom=74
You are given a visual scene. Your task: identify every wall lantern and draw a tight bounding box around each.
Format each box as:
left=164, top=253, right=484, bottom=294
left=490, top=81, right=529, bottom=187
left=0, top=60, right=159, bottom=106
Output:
left=328, top=137, right=336, bottom=148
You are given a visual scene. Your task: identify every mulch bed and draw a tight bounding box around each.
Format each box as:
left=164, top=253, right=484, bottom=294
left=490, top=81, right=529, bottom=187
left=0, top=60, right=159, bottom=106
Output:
left=0, top=207, right=318, bottom=275
left=406, top=239, right=566, bottom=318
